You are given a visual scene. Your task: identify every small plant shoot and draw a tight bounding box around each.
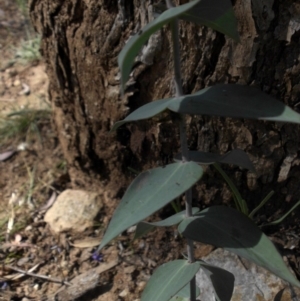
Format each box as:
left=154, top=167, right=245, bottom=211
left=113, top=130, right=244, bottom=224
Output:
left=98, top=0, right=300, bottom=300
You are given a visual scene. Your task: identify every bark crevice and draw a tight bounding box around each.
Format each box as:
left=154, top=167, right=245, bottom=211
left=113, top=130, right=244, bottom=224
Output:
left=29, top=0, right=300, bottom=209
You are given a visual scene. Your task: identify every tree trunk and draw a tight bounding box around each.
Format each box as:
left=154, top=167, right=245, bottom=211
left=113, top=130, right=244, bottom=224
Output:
left=29, top=0, right=300, bottom=211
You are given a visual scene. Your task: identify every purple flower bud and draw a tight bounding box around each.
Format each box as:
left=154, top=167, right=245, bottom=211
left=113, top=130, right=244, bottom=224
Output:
left=92, top=251, right=103, bottom=262
left=0, top=282, right=8, bottom=290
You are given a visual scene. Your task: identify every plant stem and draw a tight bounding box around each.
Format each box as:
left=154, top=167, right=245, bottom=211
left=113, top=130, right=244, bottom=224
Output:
left=167, top=1, right=196, bottom=300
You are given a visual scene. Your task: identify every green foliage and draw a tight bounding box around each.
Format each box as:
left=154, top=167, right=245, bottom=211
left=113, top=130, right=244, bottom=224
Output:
left=213, top=162, right=250, bottom=214
left=112, top=84, right=300, bottom=131
left=141, top=260, right=201, bottom=301
left=118, top=0, right=238, bottom=93
left=178, top=206, right=300, bottom=288
left=15, top=0, right=28, bottom=18
left=98, top=1, right=300, bottom=300
left=134, top=207, right=200, bottom=240
left=180, top=0, right=239, bottom=41
left=214, top=163, right=300, bottom=224
left=13, top=0, right=41, bottom=64
left=118, top=0, right=200, bottom=92
left=262, top=200, right=300, bottom=227
left=15, top=35, right=41, bottom=64
left=169, top=283, right=200, bottom=301
left=0, top=108, right=51, bottom=143
left=98, top=162, right=203, bottom=250
left=175, top=149, right=255, bottom=171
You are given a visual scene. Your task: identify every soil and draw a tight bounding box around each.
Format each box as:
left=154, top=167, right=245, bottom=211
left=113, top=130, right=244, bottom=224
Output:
left=0, top=3, right=212, bottom=300
left=1, top=1, right=300, bottom=301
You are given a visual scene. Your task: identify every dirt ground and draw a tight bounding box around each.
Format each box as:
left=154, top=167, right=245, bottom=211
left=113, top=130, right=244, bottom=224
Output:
left=2, top=1, right=300, bottom=301
left=0, top=2, right=211, bottom=300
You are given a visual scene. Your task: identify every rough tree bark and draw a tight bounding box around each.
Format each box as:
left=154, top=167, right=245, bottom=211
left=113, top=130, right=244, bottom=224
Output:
left=29, top=0, right=300, bottom=211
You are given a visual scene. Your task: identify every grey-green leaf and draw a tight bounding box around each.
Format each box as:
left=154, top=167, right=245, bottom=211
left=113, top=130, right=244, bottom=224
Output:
left=199, top=261, right=235, bottom=301
left=141, top=260, right=201, bottom=301
left=178, top=206, right=300, bottom=288
left=98, top=162, right=203, bottom=250
left=180, top=0, right=239, bottom=41
left=111, top=98, right=171, bottom=132
left=134, top=207, right=200, bottom=239
left=175, top=149, right=255, bottom=172
left=168, top=84, right=300, bottom=123
left=111, top=85, right=300, bottom=131
left=169, top=282, right=200, bottom=301
left=118, top=0, right=201, bottom=92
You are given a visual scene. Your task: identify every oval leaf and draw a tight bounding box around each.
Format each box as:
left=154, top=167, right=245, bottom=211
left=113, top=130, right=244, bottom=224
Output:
left=98, top=162, right=203, bottom=250
left=180, top=0, right=239, bottom=41
left=141, top=260, right=201, bottom=301
left=134, top=207, right=200, bottom=239
left=175, top=149, right=255, bottom=172
left=199, top=260, right=234, bottom=301
left=169, top=282, right=200, bottom=301
left=119, top=0, right=201, bottom=92
left=178, top=206, right=300, bottom=288
left=168, top=84, right=300, bottom=123
left=111, top=98, right=171, bottom=132
left=111, top=84, right=300, bottom=131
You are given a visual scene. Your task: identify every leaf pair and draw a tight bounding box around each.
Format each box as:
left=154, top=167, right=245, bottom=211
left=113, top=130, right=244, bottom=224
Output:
left=142, top=259, right=234, bottom=301
left=112, top=84, right=300, bottom=132
left=141, top=206, right=300, bottom=301
left=119, top=0, right=239, bottom=93
left=97, top=160, right=300, bottom=295
left=175, top=148, right=255, bottom=172
left=178, top=206, right=300, bottom=288
left=97, top=162, right=203, bottom=250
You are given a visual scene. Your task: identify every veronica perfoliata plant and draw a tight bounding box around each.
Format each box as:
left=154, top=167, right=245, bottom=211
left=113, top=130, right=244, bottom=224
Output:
left=97, top=0, right=300, bottom=300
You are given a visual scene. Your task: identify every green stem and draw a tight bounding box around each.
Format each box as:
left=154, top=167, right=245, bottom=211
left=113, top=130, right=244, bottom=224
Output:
left=249, top=190, right=274, bottom=219
left=213, top=162, right=248, bottom=214
left=167, top=1, right=196, bottom=300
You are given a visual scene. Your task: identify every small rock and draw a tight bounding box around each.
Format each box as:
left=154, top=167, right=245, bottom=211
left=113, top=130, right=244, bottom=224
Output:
left=18, top=83, right=30, bottom=96
left=13, top=79, right=20, bottom=86
left=17, top=142, right=28, bottom=151
left=17, top=257, right=30, bottom=267
left=62, top=269, right=69, bottom=277
left=127, top=225, right=136, bottom=233
left=60, top=260, right=68, bottom=268
left=137, top=281, right=146, bottom=292
left=33, top=284, right=39, bottom=291
left=138, top=241, right=145, bottom=249
left=196, top=248, right=300, bottom=301
left=44, top=189, right=103, bottom=233
left=124, top=265, right=136, bottom=274
left=119, top=288, right=129, bottom=297
left=25, top=225, right=32, bottom=231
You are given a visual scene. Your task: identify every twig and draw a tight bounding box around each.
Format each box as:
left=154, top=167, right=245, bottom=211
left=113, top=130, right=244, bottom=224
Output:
left=1, top=241, right=37, bottom=249
left=53, top=259, right=119, bottom=301
left=37, top=177, right=61, bottom=195
left=37, top=191, right=57, bottom=212
left=4, top=264, right=72, bottom=286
